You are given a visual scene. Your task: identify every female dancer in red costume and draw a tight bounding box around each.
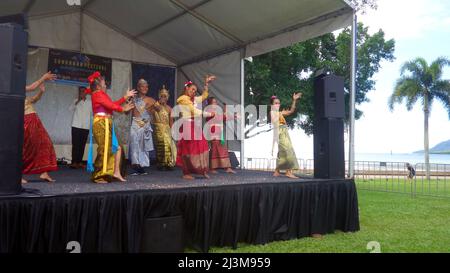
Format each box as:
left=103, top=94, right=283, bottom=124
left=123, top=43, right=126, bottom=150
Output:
left=176, top=75, right=216, bottom=180
left=86, top=72, right=136, bottom=183
left=22, top=72, right=58, bottom=183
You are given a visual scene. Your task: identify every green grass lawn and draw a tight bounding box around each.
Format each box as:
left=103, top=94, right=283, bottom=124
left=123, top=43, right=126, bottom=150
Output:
left=356, top=177, right=450, bottom=197
left=209, top=189, right=450, bottom=253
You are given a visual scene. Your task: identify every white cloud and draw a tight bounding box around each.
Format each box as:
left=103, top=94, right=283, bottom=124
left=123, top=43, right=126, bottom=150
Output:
left=245, top=0, right=450, bottom=159
left=359, top=0, right=450, bottom=40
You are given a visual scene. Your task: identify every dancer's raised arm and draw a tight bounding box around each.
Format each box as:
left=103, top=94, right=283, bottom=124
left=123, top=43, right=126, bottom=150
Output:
left=195, top=75, right=216, bottom=103
left=281, top=92, right=302, bottom=116
left=28, top=84, right=46, bottom=104
left=26, top=72, right=56, bottom=92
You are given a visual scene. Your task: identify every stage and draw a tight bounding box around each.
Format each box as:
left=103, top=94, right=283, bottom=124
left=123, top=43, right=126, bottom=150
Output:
left=0, top=167, right=360, bottom=253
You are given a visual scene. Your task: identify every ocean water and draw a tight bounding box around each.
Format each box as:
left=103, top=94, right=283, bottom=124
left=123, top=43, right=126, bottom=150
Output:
left=242, top=127, right=450, bottom=165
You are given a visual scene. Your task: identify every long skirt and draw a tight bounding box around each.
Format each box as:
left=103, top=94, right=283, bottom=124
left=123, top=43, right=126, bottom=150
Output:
left=210, top=140, right=231, bottom=169
left=92, top=117, right=115, bottom=182
left=176, top=120, right=209, bottom=175
left=154, top=123, right=176, bottom=168
left=129, top=120, right=153, bottom=167
left=22, top=113, right=57, bottom=174
left=276, top=126, right=299, bottom=171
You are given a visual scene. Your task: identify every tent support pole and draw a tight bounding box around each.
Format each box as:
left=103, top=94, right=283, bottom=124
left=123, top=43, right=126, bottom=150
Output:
left=348, top=12, right=357, bottom=178
left=240, top=57, right=245, bottom=169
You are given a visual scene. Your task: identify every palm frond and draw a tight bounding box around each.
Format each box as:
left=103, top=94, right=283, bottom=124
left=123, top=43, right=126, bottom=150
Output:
left=390, top=76, right=422, bottom=111
left=433, top=91, right=450, bottom=118
left=388, top=76, right=424, bottom=111
left=429, top=57, right=450, bottom=81
left=400, top=58, right=428, bottom=80
left=432, top=80, right=450, bottom=93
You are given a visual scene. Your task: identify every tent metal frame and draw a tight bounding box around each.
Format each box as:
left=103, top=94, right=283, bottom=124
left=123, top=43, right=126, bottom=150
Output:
left=12, top=0, right=357, bottom=175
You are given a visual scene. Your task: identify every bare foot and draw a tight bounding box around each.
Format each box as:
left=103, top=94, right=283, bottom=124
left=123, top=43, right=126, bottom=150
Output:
left=113, top=175, right=127, bottom=182
left=203, top=173, right=210, bottom=179
left=285, top=170, right=298, bottom=179
left=40, top=173, right=56, bottom=183
left=95, top=180, right=109, bottom=184
left=182, top=175, right=195, bottom=180
left=21, top=178, right=28, bottom=184
left=273, top=171, right=280, bottom=177
left=225, top=168, right=236, bottom=174
left=210, top=170, right=218, bottom=174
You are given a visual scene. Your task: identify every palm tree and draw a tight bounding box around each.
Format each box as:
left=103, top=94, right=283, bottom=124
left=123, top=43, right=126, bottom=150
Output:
left=389, top=57, right=450, bottom=180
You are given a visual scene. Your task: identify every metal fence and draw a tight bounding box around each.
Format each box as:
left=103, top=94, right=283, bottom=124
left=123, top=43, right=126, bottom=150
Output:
left=354, top=161, right=450, bottom=198
left=242, top=158, right=450, bottom=198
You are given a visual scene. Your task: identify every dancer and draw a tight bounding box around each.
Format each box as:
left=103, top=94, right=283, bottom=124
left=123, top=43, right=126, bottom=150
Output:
left=176, top=75, right=216, bottom=180
left=206, top=97, right=236, bottom=174
left=271, top=93, right=302, bottom=179
left=152, top=85, right=176, bottom=170
left=22, top=73, right=58, bottom=183
left=69, top=87, right=92, bottom=169
left=129, top=79, right=155, bottom=176
left=86, top=71, right=136, bottom=183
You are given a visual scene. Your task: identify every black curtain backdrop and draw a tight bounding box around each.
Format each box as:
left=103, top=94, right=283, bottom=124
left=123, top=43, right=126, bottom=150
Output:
left=0, top=180, right=359, bottom=253
left=131, top=64, right=176, bottom=107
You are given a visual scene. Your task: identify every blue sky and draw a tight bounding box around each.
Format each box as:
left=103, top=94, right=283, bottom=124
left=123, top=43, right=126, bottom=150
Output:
left=356, top=0, right=450, bottom=154
left=244, top=0, right=450, bottom=158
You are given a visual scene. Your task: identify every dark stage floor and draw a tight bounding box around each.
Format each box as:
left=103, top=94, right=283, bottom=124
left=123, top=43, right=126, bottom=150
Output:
left=18, top=166, right=325, bottom=197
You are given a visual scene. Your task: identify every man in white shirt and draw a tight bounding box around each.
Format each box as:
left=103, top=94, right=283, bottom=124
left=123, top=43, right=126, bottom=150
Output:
left=70, top=87, right=92, bottom=169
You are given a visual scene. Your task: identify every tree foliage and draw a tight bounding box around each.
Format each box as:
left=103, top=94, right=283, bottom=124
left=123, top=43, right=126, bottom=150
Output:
left=244, top=23, right=395, bottom=136
left=389, top=56, right=450, bottom=179
left=348, top=0, right=378, bottom=14
left=389, top=57, right=450, bottom=114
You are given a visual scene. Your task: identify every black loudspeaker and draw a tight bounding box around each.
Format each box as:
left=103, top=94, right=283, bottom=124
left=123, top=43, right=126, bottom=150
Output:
left=313, top=72, right=345, bottom=179
left=0, top=95, right=25, bottom=195
left=313, top=74, right=345, bottom=119
left=313, top=119, right=345, bottom=179
left=0, top=23, right=27, bottom=195
left=140, top=216, right=184, bottom=253
left=228, top=151, right=240, bottom=169
left=0, top=23, right=28, bottom=96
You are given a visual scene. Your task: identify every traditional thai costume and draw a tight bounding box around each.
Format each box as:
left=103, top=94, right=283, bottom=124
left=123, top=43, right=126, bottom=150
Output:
left=175, top=88, right=209, bottom=175
left=129, top=96, right=154, bottom=168
left=206, top=109, right=232, bottom=170
left=272, top=112, right=299, bottom=171
left=153, top=101, right=176, bottom=169
left=22, top=98, right=57, bottom=175
left=87, top=90, right=126, bottom=182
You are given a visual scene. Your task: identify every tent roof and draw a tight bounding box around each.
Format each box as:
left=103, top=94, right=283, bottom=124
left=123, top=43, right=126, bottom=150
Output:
left=0, top=0, right=354, bottom=66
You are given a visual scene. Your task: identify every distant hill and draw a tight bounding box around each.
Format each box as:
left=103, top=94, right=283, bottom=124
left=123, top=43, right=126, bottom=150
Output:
left=414, top=140, right=450, bottom=154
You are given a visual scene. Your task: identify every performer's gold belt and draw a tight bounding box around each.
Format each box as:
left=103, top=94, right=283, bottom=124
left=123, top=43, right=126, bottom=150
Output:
left=95, top=112, right=112, bottom=118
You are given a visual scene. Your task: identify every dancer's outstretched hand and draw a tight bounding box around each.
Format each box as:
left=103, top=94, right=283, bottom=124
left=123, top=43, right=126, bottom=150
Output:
left=152, top=102, right=162, bottom=112
left=123, top=101, right=135, bottom=112
left=42, top=71, right=57, bottom=81
left=293, top=92, right=302, bottom=100
left=125, top=89, right=137, bottom=99
left=205, top=75, right=216, bottom=84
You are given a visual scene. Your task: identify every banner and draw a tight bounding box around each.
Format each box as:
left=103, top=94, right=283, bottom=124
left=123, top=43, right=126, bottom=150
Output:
left=48, top=49, right=112, bottom=87
left=132, top=63, right=176, bottom=106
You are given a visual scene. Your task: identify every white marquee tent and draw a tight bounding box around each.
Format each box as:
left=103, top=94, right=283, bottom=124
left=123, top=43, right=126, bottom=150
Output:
left=0, top=0, right=357, bottom=176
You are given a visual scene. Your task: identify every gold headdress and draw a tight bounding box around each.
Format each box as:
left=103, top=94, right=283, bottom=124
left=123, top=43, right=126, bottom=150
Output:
left=159, top=85, right=169, bottom=98
left=137, top=79, right=148, bottom=86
